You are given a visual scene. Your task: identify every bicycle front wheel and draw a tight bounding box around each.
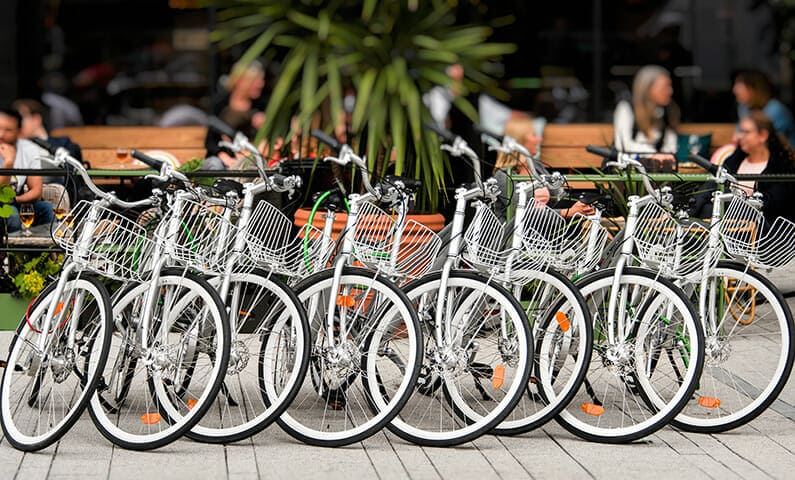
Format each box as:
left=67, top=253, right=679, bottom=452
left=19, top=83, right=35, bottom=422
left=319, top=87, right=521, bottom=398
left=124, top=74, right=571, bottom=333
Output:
left=88, top=268, right=230, bottom=450
left=493, top=268, right=592, bottom=436
left=1, top=275, right=112, bottom=451
left=276, top=267, right=422, bottom=447
left=186, top=270, right=310, bottom=443
left=557, top=267, right=704, bottom=443
left=674, top=261, right=794, bottom=432
left=389, top=270, right=533, bottom=447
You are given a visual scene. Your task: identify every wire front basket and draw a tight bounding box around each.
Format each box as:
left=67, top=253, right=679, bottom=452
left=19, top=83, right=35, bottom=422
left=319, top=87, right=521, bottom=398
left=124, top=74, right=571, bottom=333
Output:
left=464, top=203, right=548, bottom=281
left=634, top=202, right=716, bottom=280
left=156, top=197, right=238, bottom=274
left=350, top=202, right=441, bottom=283
left=521, top=200, right=608, bottom=276
left=720, top=196, right=795, bottom=269
left=52, top=200, right=154, bottom=281
left=246, top=200, right=335, bottom=279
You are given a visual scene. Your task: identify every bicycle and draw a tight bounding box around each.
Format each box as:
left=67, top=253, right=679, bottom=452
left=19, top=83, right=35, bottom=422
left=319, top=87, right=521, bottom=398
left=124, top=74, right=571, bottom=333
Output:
left=382, top=125, right=535, bottom=446
left=664, top=153, right=795, bottom=432
left=272, top=130, right=424, bottom=447
left=555, top=146, right=705, bottom=443
left=1, top=139, right=151, bottom=451
left=79, top=150, right=231, bottom=450
left=177, top=117, right=313, bottom=444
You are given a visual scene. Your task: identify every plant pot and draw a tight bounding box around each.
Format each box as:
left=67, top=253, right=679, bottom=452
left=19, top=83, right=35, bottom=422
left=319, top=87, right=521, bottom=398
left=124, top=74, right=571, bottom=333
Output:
left=0, top=293, right=31, bottom=331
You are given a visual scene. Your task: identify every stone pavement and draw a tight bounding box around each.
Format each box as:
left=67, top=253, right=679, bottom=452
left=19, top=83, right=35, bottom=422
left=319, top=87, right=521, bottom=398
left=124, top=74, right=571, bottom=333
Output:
left=1, top=272, right=794, bottom=480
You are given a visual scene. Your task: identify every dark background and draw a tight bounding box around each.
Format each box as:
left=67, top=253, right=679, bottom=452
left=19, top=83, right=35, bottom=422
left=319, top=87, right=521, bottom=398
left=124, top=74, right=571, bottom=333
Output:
left=1, top=0, right=793, bottom=126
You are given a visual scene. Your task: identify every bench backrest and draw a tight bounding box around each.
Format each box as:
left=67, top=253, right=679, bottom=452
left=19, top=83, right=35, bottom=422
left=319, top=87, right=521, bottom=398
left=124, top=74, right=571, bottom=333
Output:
left=53, top=122, right=735, bottom=174
left=539, top=123, right=735, bottom=170
left=51, top=126, right=207, bottom=169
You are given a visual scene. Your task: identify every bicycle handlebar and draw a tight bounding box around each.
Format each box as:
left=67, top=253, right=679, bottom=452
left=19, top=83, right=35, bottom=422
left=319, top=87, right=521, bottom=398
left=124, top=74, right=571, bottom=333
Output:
left=473, top=123, right=504, bottom=143
left=688, top=153, right=719, bottom=175
left=424, top=121, right=458, bottom=145
left=311, top=129, right=342, bottom=153
left=30, top=137, right=57, bottom=155
left=207, top=115, right=238, bottom=139
left=131, top=149, right=166, bottom=170
left=585, top=145, right=617, bottom=161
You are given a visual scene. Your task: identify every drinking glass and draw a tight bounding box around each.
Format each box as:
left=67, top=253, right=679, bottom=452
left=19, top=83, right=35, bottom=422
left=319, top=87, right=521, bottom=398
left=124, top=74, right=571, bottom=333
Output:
left=116, top=147, right=129, bottom=167
left=19, top=203, right=34, bottom=236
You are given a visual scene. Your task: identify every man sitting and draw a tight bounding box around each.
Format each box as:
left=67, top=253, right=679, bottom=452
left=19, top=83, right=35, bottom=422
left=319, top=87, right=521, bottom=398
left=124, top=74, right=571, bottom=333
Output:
left=0, top=107, right=55, bottom=232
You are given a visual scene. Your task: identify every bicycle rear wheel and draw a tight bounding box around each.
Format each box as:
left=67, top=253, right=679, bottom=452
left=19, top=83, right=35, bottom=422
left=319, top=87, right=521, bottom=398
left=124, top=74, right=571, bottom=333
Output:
left=556, top=267, right=704, bottom=443
left=276, top=267, right=421, bottom=447
left=674, top=261, right=794, bottom=432
left=389, top=270, right=533, bottom=447
left=88, top=268, right=230, bottom=450
left=186, top=270, right=310, bottom=443
left=1, top=275, right=111, bottom=451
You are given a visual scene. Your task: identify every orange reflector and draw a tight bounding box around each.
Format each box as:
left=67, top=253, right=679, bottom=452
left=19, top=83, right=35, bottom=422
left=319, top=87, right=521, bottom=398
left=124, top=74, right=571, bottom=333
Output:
left=141, top=412, right=161, bottom=424
left=238, top=310, right=251, bottom=317
left=581, top=403, right=605, bottom=416
left=528, top=377, right=537, bottom=384
left=54, top=302, right=65, bottom=315
left=187, top=398, right=197, bottom=410
left=698, top=396, right=721, bottom=408
left=492, top=364, right=505, bottom=389
left=555, top=311, right=570, bottom=332
left=336, top=295, right=355, bottom=307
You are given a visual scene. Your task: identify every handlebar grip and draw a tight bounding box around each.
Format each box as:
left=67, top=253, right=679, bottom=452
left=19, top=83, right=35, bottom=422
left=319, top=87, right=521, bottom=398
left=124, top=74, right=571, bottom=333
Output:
left=424, top=121, right=457, bottom=144
left=270, top=173, right=288, bottom=187
left=688, top=153, right=719, bottom=174
left=131, top=150, right=165, bottom=170
left=29, top=137, right=57, bottom=155
left=585, top=145, right=617, bottom=161
left=473, top=123, right=504, bottom=143
left=311, top=129, right=342, bottom=153
left=208, top=116, right=238, bottom=138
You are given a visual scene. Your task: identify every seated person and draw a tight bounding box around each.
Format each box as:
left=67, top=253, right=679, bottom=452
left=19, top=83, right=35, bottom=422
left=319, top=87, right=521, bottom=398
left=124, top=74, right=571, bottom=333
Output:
left=492, top=113, right=594, bottom=219
left=613, top=65, right=679, bottom=171
left=0, top=107, right=56, bottom=232
left=203, top=61, right=268, bottom=170
left=690, top=110, right=795, bottom=223
left=12, top=98, right=84, bottom=202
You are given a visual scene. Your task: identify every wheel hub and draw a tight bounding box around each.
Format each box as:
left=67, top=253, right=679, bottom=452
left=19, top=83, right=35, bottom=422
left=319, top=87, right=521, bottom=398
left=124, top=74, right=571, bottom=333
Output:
left=603, top=342, right=636, bottom=376
left=323, top=341, right=361, bottom=386
left=50, top=348, right=75, bottom=384
left=705, top=336, right=731, bottom=365
left=227, top=340, right=250, bottom=375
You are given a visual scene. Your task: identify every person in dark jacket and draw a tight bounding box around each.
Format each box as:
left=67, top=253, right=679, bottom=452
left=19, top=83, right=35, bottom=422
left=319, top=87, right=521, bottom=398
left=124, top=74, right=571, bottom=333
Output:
left=691, top=110, right=795, bottom=223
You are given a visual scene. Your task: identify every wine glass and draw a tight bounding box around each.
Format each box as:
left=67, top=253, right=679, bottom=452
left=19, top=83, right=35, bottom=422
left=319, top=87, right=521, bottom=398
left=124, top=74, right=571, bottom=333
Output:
left=19, top=203, right=34, bottom=236
left=116, top=147, right=129, bottom=167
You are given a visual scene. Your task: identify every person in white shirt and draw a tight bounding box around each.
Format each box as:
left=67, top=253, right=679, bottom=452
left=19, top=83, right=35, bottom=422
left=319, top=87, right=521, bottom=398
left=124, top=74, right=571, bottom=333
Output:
left=0, top=107, right=55, bottom=232
left=613, top=65, right=679, bottom=171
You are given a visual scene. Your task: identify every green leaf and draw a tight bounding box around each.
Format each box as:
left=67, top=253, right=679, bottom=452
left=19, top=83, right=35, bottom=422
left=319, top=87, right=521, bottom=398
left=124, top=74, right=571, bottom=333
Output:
left=0, top=204, right=15, bottom=218
left=361, top=0, right=377, bottom=22
left=390, top=96, right=406, bottom=176
left=351, top=69, right=377, bottom=132
left=235, top=21, right=292, bottom=67
left=0, top=184, right=16, bottom=203
left=260, top=45, right=306, bottom=141
left=326, top=54, right=343, bottom=132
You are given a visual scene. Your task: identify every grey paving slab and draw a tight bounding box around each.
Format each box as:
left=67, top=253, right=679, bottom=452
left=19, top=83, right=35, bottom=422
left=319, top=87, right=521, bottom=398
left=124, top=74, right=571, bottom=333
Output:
left=1, top=284, right=795, bottom=480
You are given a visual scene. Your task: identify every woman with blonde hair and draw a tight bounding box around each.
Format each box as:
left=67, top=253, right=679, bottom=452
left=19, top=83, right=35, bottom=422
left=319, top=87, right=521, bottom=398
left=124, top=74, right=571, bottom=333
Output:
left=613, top=65, right=679, bottom=168
left=492, top=113, right=593, bottom=218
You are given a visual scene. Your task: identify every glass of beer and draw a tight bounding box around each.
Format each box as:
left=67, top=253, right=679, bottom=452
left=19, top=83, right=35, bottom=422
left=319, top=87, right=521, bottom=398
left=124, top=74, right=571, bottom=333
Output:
left=116, top=147, right=129, bottom=167
left=19, top=203, right=34, bottom=236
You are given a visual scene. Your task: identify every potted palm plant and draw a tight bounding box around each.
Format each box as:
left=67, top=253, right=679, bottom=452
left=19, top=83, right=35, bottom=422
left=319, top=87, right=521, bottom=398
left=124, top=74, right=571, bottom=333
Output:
left=209, top=0, right=515, bottom=214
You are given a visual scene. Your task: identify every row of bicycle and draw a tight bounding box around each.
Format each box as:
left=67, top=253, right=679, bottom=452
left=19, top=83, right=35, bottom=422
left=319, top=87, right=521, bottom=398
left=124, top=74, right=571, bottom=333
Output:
left=1, top=118, right=793, bottom=452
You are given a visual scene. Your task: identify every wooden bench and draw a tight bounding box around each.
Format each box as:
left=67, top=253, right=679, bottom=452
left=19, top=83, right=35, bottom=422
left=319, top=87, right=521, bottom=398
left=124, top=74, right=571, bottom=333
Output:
left=539, top=123, right=735, bottom=170
left=52, top=123, right=735, bottom=188
left=537, top=123, right=735, bottom=188
left=51, top=126, right=207, bottom=169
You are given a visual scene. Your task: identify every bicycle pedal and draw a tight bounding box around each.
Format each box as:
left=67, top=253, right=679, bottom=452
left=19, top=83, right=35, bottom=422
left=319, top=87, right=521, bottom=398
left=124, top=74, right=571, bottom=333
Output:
left=581, top=402, right=605, bottom=416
